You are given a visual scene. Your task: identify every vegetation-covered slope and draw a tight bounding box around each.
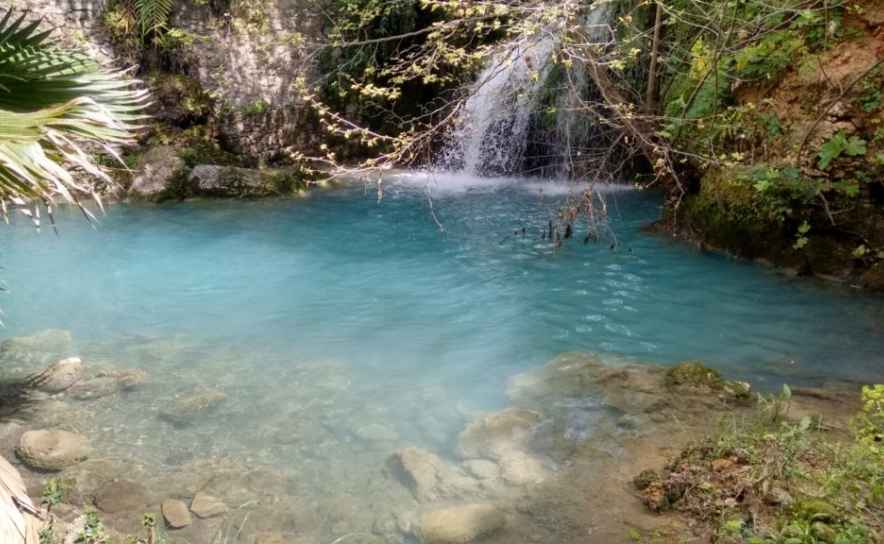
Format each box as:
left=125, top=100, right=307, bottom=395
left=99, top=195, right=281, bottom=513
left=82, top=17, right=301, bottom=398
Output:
left=656, top=0, right=884, bottom=288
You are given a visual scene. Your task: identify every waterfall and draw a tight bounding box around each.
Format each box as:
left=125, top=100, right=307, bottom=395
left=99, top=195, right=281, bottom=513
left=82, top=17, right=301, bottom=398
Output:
left=439, top=34, right=557, bottom=177
left=440, top=4, right=615, bottom=179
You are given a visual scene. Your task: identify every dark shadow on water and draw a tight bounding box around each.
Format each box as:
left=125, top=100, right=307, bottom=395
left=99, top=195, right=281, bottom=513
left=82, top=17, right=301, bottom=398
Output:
left=0, top=379, right=35, bottom=418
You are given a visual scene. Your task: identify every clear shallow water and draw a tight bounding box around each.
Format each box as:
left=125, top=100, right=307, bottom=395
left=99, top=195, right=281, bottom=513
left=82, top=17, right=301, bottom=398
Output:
left=1, top=174, right=884, bottom=538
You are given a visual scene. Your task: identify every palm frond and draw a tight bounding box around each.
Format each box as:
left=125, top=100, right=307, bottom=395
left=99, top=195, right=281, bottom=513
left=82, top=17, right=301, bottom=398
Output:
left=0, top=454, right=40, bottom=544
left=0, top=8, right=150, bottom=224
left=0, top=41, right=146, bottom=113
left=0, top=11, right=51, bottom=49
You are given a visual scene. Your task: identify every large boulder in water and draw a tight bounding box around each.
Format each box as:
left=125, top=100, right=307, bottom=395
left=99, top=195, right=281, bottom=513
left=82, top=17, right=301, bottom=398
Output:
left=189, top=165, right=292, bottom=198
left=390, top=447, right=441, bottom=502
left=128, top=146, right=186, bottom=202
left=190, top=492, right=229, bottom=519
left=16, top=429, right=91, bottom=470
left=454, top=408, right=553, bottom=486
left=26, top=357, right=86, bottom=393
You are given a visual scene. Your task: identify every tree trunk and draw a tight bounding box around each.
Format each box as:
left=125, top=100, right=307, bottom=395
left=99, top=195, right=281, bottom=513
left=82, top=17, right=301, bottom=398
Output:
left=645, top=2, right=664, bottom=114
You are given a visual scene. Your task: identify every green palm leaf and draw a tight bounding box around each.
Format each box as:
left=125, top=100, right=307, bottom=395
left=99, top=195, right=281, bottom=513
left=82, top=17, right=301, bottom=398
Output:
left=0, top=10, right=51, bottom=48
left=0, top=9, right=149, bottom=225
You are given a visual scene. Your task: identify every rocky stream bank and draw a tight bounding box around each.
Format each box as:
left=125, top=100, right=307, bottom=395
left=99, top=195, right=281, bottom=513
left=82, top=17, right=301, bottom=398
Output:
left=0, top=329, right=869, bottom=544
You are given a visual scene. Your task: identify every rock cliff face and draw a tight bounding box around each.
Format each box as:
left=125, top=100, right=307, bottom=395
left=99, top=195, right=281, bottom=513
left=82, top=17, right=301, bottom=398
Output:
left=170, top=0, right=323, bottom=159
left=8, top=0, right=112, bottom=60
left=13, top=0, right=323, bottom=161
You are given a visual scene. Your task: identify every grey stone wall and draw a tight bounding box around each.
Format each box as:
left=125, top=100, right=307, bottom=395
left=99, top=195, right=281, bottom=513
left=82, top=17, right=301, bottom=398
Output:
left=10, top=0, right=113, bottom=62
left=172, top=0, right=324, bottom=159
left=10, top=0, right=324, bottom=160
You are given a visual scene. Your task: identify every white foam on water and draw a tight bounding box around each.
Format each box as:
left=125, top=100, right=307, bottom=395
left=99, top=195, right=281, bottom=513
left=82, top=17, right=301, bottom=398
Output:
left=383, top=170, right=638, bottom=196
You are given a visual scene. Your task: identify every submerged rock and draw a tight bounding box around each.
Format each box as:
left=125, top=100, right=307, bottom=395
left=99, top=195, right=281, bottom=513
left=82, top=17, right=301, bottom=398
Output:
left=190, top=492, right=229, bottom=519
left=16, top=429, right=91, bottom=470
left=18, top=399, right=94, bottom=430
left=497, top=451, right=549, bottom=485
left=26, top=357, right=85, bottom=393
left=389, top=447, right=444, bottom=502
left=455, top=408, right=541, bottom=461
left=509, top=352, right=751, bottom=433
left=0, top=329, right=74, bottom=364
left=508, top=352, right=618, bottom=402
left=94, top=480, right=152, bottom=514
left=57, top=458, right=136, bottom=506
left=463, top=459, right=500, bottom=481
left=356, top=423, right=398, bottom=442
left=508, top=352, right=669, bottom=412
left=162, top=499, right=192, bottom=528
left=416, top=504, right=505, bottom=544
left=69, top=368, right=148, bottom=400
left=159, top=385, right=225, bottom=426
left=388, top=447, right=479, bottom=502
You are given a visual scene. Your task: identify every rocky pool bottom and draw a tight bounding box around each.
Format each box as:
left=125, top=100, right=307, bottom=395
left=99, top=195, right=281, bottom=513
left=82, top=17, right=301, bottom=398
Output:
left=0, top=329, right=866, bottom=544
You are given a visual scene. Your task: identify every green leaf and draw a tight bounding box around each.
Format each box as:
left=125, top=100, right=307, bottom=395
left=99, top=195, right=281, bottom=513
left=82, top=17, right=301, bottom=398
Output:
left=818, top=133, right=844, bottom=169
left=852, top=244, right=868, bottom=258
left=782, top=384, right=792, bottom=400
left=797, top=415, right=811, bottom=432
left=818, top=131, right=867, bottom=169
left=843, top=135, right=867, bottom=156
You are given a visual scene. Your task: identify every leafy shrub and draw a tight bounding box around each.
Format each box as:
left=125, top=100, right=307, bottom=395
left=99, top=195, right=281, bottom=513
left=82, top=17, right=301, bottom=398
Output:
left=852, top=384, right=884, bottom=448
left=818, top=131, right=867, bottom=170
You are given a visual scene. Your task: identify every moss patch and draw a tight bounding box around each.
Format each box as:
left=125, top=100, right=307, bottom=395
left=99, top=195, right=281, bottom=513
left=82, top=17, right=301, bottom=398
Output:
left=634, top=384, right=882, bottom=543
left=665, top=361, right=724, bottom=389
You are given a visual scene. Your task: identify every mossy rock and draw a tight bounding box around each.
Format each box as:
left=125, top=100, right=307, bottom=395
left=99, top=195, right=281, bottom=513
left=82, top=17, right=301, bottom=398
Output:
left=128, top=146, right=188, bottom=202
left=665, top=361, right=724, bottom=389
left=797, top=498, right=839, bottom=522
left=669, top=166, right=884, bottom=289
left=664, top=361, right=752, bottom=403
left=55, top=477, right=81, bottom=504
left=811, top=521, right=837, bottom=543
left=632, top=468, right=657, bottom=490
left=721, top=380, right=752, bottom=401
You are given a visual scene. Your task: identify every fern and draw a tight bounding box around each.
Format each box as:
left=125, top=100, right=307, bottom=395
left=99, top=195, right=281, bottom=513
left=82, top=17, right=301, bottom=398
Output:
left=133, top=0, right=172, bottom=35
